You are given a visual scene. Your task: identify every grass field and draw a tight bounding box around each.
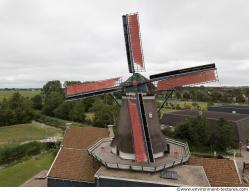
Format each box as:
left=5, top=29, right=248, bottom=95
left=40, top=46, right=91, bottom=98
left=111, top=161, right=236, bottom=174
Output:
left=158, top=100, right=208, bottom=110
left=167, top=100, right=207, bottom=110
left=0, top=90, right=40, bottom=101
left=0, top=123, right=63, bottom=147
left=0, top=151, right=55, bottom=187
left=158, top=100, right=208, bottom=118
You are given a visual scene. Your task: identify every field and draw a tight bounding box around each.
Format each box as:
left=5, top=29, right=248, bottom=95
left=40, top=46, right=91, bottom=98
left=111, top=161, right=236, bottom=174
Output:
left=158, top=100, right=208, bottom=110
left=0, top=123, right=63, bottom=147
left=0, top=151, right=55, bottom=187
left=0, top=90, right=40, bottom=101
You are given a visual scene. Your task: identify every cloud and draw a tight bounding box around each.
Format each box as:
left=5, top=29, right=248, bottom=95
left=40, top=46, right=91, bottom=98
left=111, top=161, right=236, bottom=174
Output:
left=0, top=0, right=248, bottom=88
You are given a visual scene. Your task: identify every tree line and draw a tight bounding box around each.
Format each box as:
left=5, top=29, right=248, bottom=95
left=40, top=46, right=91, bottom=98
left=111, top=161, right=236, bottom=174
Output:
left=173, top=86, right=249, bottom=104
left=0, top=80, right=120, bottom=128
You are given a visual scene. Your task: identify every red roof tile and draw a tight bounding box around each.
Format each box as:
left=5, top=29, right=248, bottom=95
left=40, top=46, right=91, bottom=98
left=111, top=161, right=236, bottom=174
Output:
left=48, top=127, right=108, bottom=182
left=62, top=127, right=108, bottom=149
left=188, top=157, right=241, bottom=187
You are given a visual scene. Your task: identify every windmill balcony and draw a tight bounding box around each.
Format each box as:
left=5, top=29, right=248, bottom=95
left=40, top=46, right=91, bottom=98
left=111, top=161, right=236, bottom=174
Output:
left=88, top=137, right=191, bottom=172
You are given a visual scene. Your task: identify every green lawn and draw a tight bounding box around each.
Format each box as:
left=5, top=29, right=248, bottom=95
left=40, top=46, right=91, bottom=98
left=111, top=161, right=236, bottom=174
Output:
left=0, top=123, right=63, bottom=147
left=0, top=151, right=55, bottom=187
left=0, top=90, right=40, bottom=101
left=158, top=100, right=208, bottom=110
left=168, top=100, right=207, bottom=110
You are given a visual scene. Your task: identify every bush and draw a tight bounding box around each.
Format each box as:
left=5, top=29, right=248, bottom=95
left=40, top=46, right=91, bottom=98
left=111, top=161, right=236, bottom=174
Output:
left=0, top=142, right=42, bottom=165
left=54, top=100, right=86, bottom=122
left=0, top=141, right=60, bottom=165
left=34, top=112, right=66, bottom=130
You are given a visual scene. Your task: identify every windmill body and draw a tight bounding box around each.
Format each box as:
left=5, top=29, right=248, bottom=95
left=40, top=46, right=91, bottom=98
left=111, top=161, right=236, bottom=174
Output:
left=111, top=73, right=169, bottom=163
left=66, top=13, right=218, bottom=171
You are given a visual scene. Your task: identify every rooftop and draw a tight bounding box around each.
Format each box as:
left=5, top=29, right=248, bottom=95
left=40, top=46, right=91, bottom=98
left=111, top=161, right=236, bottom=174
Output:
left=95, top=164, right=210, bottom=187
left=210, top=105, right=249, bottom=109
left=164, top=109, right=249, bottom=122
left=62, top=127, right=108, bottom=149
left=188, top=157, right=241, bottom=187
left=47, top=127, right=108, bottom=183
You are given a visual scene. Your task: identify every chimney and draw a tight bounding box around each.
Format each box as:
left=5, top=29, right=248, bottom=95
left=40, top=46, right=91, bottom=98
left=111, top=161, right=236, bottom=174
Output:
left=107, top=125, right=114, bottom=138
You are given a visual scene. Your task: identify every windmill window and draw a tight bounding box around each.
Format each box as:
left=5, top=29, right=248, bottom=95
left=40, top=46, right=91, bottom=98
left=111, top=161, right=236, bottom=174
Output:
left=148, top=112, right=153, bottom=118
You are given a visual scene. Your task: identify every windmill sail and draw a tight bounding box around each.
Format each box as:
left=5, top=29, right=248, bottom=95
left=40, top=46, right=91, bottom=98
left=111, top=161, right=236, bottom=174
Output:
left=123, top=13, right=145, bottom=73
left=149, top=63, right=217, bottom=91
left=127, top=98, right=150, bottom=163
left=66, top=77, right=122, bottom=100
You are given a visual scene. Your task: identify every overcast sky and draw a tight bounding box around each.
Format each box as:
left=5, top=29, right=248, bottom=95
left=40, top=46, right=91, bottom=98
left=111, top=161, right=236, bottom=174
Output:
left=0, top=0, right=249, bottom=88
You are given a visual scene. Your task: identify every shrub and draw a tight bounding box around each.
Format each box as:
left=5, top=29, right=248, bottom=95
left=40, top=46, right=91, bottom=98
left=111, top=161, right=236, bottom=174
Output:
left=0, top=141, right=59, bottom=165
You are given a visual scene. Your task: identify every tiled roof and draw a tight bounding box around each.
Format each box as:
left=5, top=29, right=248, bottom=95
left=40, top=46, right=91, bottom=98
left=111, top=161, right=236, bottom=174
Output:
left=188, top=157, right=241, bottom=187
left=48, top=127, right=108, bottom=182
left=62, top=127, right=108, bottom=149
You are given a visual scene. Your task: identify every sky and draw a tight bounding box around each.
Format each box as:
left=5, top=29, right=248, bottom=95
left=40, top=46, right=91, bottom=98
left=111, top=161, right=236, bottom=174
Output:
left=0, top=0, right=249, bottom=88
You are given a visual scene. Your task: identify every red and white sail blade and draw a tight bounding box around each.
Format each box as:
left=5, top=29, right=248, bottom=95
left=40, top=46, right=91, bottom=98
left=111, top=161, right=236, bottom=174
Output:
left=149, top=63, right=218, bottom=92
left=123, top=13, right=145, bottom=73
left=66, top=77, right=122, bottom=99
left=156, top=69, right=217, bottom=91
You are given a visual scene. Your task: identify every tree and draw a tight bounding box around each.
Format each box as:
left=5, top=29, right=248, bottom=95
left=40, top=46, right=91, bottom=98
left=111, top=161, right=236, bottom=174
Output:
left=53, top=101, right=73, bottom=120
left=42, top=92, right=64, bottom=116
left=83, top=97, right=96, bottom=112
left=31, top=94, right=43, bottom=110
left=210, top=118, right=233, bottom=152
left=236, top=94, right=245, bottom=103
left=69, top=101, right=86, bottom=122
left=196, top=91, right=207, bottom=102
left=210, top=91, right=222, bottom=102
left=190, top=90, right=196, bottom=101
left=54, top=100, right=86, bottom=122
left=175, top=91, right=181, bottom=100
left=42, top=80, right=64, bottom=100
left=63, top=81, right=81, bottom=88
left=245, top=88, right=249, bottom=98
left=174, top=116, right=209, bottom=147
left=41, top=81, right=65, bottom=116
left=183, top=92, right=191, bottom=100
left=174, top=120, right=197, bottom=145
left=91, top=99, right=119, bottom=127
left=0, top=92, right=34, bottom=126
left=8, top=92, right=34, bottom=124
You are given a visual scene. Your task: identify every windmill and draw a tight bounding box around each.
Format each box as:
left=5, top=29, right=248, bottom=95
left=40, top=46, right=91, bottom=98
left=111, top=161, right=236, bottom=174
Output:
left=66, top=13, right=218, bottom=165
